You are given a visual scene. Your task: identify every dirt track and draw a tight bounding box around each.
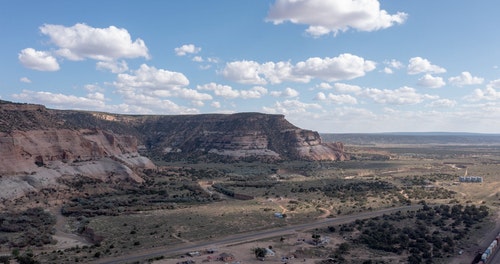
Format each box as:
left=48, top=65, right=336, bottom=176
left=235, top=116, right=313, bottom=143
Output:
left=93, top=205, right=421, bottom=264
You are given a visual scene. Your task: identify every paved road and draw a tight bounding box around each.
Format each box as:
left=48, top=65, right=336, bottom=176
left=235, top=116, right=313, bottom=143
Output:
left=94, top=205, right=421, bottom=264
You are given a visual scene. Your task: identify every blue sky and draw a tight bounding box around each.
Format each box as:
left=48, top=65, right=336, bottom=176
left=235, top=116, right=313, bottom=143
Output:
left=2, top=0, right=500, bottom=133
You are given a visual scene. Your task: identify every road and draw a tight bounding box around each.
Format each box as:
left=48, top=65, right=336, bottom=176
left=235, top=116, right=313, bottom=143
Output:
left=94, top=205, right=421, bottom=264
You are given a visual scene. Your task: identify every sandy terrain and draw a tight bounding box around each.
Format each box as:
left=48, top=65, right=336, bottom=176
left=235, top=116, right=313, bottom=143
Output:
left=51, top=206, right=92, bottom=250
left=154, top=232, right=329, bottom=264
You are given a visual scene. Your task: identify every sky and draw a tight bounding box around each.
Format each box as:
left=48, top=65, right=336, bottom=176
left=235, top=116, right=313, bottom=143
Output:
left=1, top=0, right=500, bottom=133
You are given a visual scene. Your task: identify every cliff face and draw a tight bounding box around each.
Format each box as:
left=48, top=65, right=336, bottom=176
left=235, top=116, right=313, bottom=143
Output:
left=0, top=100, right=348, bottom=163
left=0, top=101, right=155, bottom=200
left=0, top=100, right=348, bottom=199
left=0, top=129, right=151, bottom=174
left=121, top=112, right=349, bottom=162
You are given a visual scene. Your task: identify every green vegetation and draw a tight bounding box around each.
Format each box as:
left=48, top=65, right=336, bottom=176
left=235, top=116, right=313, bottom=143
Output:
left=311, top=204, right=490, bottom=263
left=360, top=204, right=487, bottom=258
left=0, top=208, right=55, bottom=248
left=4, top=142, right=500, bottom=263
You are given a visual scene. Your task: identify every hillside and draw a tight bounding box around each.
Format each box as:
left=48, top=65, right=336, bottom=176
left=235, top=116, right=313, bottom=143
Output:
left=0, top=100, right=347, bottom=200
left=50, top=105, right=349, bottom=162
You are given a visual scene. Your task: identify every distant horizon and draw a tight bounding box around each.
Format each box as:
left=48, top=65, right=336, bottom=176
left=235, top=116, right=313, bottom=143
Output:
left=4, top=98, right=500, bottom=135
left=321, top=131, right=500, bottom=135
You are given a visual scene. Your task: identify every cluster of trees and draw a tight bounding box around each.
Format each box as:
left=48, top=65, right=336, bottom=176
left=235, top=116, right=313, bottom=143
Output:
left=405, top=187, right=456, bottom=200
left=290, top=180, right=398, bottom=204
left=212, top=183, right=254, bottom=200
left=61, top=168, right=224, bottom=217
left=0, top=208, right=56, bottom=248
left=347, top=204, right=489, bottom=263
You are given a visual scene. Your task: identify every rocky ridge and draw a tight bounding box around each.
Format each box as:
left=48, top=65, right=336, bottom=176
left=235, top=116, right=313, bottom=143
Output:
left=0, top=101, right=154, bottom=200
left=0, top=100, right=348, bottom=200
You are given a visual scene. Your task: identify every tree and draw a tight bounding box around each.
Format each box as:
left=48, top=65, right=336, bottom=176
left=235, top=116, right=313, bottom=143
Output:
left=338, top=243, right=350, bottom=254
left=254, top=247, right=267, bottom=259
left=312, top=234, right=321, bottom=245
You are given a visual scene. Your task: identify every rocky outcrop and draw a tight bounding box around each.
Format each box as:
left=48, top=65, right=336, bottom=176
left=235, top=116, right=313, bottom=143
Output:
left=0, top=129, right=144, bottom=173
left=0, top=100, right=349, bottom=163
left=0, top=128, right=154, bottom=200
left=292, top=129, right=348, bottom=160
left=0, top=101, right=156, bottom=200
left=0, top=100, right=348, bottom=199
left=124, top=112, right=349, bottom=162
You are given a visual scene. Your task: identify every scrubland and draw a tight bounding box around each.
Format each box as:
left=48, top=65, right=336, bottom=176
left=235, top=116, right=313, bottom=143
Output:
left=1, top=143, right=499, bottom=264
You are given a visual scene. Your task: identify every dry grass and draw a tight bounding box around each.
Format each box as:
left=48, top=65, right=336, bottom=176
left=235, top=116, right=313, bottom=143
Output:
left=31, top=144, right=500, bottom=263
left=85, top=198, right=322, bottom=256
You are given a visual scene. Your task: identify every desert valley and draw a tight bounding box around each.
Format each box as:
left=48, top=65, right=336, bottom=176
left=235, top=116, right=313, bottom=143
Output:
left=0, top=100, right=499, bottom=264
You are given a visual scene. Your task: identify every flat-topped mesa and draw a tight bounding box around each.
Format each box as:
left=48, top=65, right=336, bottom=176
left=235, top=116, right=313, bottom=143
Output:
left=0, top=100, right=349, bottom=164
left=136, top=113, right=348, bottom=161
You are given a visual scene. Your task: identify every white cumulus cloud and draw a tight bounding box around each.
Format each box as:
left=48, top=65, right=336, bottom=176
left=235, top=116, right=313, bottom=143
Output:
left=114, top=64, right=212, bottom=102
left=115, top=64, right=189, bottom=90
left=211, top=101, right=221, bottom=108
left=197, top=83, right=239, bottom=99
left=465, top=79, right=500, bottom=102
left=270, top=87, right=299, bottom=98
left=385, top=59, right=404, bottom=69
left=315, top=92, right=357, bottom=104
left=316, top=82, right=333, bottom=90
left=115, top=90, right=200, bottom=114
left=417, top=74, right=446, bottom=88
left=262, top=99, right=322, bottom=115
left=12, top=90, right=106, bottom=110
left=448, top=72, right=484, bottom=87
left=407, top=57, right=446, bottom=75
left=364, top=86, right=437, bottom=105
left=240, top=86, right=269, bottom=99
left=333, top=83, right=363, bottom=94
left=20, top=77, right=32, bottom=83
left=220, top=60, right=267, bottom=85
left=294, top=54, right=376, bottom=81
left=175, top=44, right=201, bottom=56
left=266, top=0, right=407, bottom=37
left=383, top=67, right=393, bottom=74
left=192, top=56, right=204, bottom=62
left=96, top=60, right=129, bottom=73
left=427, top=99, right=457, bottom=108
left=198, top=83, right=269, bottom=99
left=18, top=48, right=60, bottom=71
left=40, top=23, right=150, bottom=61
left=221, top=53, right=375, bottom=85
left=382, top=59, right=404, bottom=74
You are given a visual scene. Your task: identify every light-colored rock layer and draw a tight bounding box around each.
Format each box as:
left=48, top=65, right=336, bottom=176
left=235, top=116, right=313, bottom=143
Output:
left=0, top=128, right=155, bottom=200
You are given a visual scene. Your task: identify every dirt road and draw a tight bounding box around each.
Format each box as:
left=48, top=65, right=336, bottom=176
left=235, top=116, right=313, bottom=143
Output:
left=94, top=205, right=421, bottom=264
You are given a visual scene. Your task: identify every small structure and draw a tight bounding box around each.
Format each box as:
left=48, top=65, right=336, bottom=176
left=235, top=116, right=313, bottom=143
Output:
left=206, top=248, right=218, bottom=254
left=459, top=176, right=483, bottom=183
left=266, top=248, right=276, bottom=256
left=218, top=253, right=235, bottom=262
left=177, top=260, right=195, bottom=264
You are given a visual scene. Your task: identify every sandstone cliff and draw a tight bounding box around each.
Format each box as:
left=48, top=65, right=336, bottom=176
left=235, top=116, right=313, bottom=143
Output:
left=0, top=100, right=348, bottom=163
left=0, top=100, right=348, bottom=199
left=0, top=101, right=155, bottom=200
left=126, top=113, right=348, bottom=162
